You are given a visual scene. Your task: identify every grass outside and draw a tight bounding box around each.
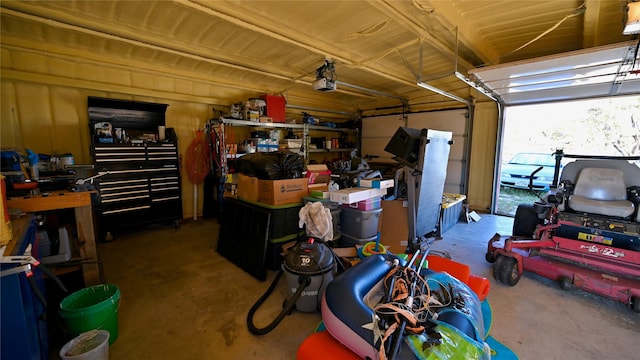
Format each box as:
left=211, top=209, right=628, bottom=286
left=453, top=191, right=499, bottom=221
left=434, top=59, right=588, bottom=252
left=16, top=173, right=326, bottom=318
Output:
left=496, top=186, right=541, bottom=216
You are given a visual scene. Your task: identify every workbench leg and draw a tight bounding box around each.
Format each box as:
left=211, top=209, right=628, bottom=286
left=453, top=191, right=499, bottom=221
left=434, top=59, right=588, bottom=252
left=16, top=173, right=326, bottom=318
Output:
left=75, top=205, right=101, bottom=286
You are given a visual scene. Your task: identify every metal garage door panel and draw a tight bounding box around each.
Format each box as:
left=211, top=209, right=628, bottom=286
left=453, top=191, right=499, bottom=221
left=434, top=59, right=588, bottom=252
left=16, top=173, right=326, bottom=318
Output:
left=362, top=109, right=468, bottom=195
left=408, top=109, right=467, bottom=195
left=361, top=137, right=395, bottom=162
left=445, top=161, right=463, bottom=194
left=448, top=135, right=466, bottom=162
left=469, top=41, right=640, bottom=105
left=407, top=110, right=467, bottom=135
left=361, top=114, right=406, bottom=138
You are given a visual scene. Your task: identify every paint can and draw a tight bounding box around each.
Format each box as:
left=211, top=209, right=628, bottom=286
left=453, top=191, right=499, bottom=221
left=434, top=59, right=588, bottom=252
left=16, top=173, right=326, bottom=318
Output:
left=60, top=154, right=75, bottom=167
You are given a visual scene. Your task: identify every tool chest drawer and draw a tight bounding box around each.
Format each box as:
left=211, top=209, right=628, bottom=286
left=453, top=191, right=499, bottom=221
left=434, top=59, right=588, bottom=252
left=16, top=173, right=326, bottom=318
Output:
left=88, top=97, right=183, bottom=239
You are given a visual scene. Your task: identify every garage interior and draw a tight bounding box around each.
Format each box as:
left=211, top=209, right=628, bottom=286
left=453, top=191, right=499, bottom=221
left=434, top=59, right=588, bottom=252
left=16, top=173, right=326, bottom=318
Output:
left=1, top=1, right=639, bottom=359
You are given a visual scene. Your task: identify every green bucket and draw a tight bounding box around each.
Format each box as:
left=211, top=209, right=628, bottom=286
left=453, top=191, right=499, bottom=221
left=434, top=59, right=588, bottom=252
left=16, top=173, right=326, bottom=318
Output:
left=59, top=284, right=121, bottom=345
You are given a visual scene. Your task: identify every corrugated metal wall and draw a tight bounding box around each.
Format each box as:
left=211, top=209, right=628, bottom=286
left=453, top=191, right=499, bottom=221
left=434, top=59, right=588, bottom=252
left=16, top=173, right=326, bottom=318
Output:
left=1, top=80, right=212, bottom=220
left=467, top=102, right=499, bottom=212
left=1, top=44, right=499, bottom=216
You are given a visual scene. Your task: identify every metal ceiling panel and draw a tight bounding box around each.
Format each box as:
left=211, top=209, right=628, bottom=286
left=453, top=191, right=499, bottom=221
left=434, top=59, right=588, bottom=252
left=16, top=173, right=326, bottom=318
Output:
left=0, top=0, right=636, bottom=114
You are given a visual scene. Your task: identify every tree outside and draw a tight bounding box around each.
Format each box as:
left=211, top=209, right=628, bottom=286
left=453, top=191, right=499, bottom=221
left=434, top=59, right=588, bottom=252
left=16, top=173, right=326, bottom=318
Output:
left=497, top=95, right=640, bottom=216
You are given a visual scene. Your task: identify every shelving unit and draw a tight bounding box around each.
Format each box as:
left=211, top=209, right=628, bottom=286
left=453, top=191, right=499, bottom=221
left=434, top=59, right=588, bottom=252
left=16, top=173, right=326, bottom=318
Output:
left=219, top=118, right=358, bottom=160
left=205, top=117, right=359, bottom=216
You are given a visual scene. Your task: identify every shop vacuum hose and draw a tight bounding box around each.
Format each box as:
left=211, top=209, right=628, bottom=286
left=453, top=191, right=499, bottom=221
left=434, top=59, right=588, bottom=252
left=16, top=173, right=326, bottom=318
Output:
left=246, top=269, right=311, bottom=335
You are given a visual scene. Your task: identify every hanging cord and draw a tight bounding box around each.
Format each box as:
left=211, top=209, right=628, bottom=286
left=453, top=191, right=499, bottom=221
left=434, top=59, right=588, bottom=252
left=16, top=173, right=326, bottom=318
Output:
left=246, top=269, right=311, bottom=335
left=491, top=2, right=586, bottom=64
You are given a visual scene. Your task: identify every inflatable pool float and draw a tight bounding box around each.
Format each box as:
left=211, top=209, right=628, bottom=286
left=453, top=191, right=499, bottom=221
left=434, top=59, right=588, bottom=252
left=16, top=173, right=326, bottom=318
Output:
left=312, top=253, right=512, bottom=360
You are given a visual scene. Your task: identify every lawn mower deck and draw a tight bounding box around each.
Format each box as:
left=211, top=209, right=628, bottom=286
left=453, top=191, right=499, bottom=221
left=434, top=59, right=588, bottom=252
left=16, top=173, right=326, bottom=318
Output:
left=487, top=154, right=640, bottom=312
left=487, top=231, right=640, bottom=312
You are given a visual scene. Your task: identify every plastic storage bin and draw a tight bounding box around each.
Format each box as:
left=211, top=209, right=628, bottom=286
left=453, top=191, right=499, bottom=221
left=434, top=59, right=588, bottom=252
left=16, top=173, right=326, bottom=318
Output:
left=265, top=232, right=304, bottom=271
left=439, top=193, right=466, bottom=236
left=339, top=232, right=378, bottom=247
left=240, top=199, right=302, bottom=239
left=340, top=207, right=382, bottom=239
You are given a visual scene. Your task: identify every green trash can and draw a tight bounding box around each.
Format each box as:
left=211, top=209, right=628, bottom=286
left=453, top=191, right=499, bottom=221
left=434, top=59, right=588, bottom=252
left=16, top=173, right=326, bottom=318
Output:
left=59, top=284, right=121, bottom=345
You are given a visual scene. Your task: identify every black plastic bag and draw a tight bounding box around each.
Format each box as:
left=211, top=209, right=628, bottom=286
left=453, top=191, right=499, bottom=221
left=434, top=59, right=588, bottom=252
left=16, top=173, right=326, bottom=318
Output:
left=236, top=152, right=304, bottom=180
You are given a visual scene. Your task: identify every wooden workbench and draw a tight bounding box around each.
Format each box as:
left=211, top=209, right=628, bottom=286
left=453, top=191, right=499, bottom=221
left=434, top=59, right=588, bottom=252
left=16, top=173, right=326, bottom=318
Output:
left=6, top=190, right=101, bottom=286
left=3, top=214, right=34, bottom=256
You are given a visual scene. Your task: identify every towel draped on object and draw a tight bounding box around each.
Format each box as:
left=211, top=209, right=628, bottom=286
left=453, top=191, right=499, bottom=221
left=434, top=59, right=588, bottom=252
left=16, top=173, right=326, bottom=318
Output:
left=298, top=202, right=333, bottom=241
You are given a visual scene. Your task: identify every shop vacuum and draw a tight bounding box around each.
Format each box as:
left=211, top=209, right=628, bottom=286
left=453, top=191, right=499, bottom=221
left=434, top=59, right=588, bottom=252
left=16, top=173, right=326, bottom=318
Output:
left=247, top=238, right=336, bottom=335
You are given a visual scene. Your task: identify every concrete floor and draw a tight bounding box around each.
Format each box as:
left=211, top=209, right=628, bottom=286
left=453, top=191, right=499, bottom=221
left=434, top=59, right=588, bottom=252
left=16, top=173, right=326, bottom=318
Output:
left=95, top=214, right=639, bottom=359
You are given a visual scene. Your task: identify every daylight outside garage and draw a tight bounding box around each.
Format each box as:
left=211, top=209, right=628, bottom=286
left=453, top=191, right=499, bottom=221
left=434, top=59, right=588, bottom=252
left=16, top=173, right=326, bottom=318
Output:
left=496, top=95, right=640, bottom=216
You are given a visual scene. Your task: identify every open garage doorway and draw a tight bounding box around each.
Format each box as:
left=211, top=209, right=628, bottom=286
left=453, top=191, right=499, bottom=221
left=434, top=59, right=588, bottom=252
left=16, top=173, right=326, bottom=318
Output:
left=495, top=95, right=640, bottom=216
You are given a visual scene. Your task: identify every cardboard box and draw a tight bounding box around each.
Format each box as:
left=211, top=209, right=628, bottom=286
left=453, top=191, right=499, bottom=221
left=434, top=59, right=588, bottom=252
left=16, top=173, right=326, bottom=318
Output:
left=226, top=173, right=239, bottom=184
left=329, top=187, right=387, bottom=204
left=237, top=174, right=259, bottom=202
left=343, top=197, right=381, bottom=211
left=379, top=199, right=409, bottom=253
left=258, top=178, right=308, bottom=205
left=281, top=139, right=303, bottom=149
left=309, top=189, right=329, bottom=199
left=358, top=178, right=394, bottom=189
left=332, top=247, right=360, bottom=267
left=306, top=164, right=332, bottom=184
left=308, top=183, right=329, bottom=194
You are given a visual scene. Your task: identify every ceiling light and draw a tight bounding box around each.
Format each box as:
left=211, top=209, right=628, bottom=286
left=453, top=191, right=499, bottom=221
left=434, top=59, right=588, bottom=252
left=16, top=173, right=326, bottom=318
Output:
left=416, top=81, right=469, bottom=105
left=623, top=2, right=640, bottom=35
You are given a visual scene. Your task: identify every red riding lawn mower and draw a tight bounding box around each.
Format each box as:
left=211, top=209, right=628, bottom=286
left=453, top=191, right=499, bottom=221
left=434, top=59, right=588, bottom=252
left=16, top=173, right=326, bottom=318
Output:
left=486, top=151, right=640, bottom=312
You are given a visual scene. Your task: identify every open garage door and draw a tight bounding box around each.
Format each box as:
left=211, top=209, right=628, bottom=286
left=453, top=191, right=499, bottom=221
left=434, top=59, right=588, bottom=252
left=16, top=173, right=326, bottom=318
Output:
left=468, top=41, right=640, bottom=106
left=467, top=41, right=640, bottom=215
left=495, top=96, right=640, bottom=216
left=361, top=109, right=469, bottom=195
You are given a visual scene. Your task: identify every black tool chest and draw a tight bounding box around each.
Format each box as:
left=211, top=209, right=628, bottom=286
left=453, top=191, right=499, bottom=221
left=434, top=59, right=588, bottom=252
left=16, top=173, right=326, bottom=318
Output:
left=88, top=97, right=182, bottom=240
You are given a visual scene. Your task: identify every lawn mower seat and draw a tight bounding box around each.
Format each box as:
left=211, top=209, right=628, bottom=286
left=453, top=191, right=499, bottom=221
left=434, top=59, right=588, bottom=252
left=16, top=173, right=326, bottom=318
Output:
left=568, top=167, right=635, bottom=218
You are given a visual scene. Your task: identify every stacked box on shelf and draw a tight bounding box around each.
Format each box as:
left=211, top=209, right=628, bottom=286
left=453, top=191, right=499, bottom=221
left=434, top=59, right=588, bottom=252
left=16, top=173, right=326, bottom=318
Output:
left=329, top=187, right=387, bottom=204
left=358, top=178, right=394, bottom=189
left=306, top=164, right=332, bottom=195
left=342, top=197, right=381, bottom=211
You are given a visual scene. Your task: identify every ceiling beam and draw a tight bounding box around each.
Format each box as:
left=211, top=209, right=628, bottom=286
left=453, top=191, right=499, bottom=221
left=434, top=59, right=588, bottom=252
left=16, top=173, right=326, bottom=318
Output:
left=583, top=0, right=603, bottom=48
left=367, top=0, right=478, bottom=72
left=183, top=0, right=419, bottom=90
left=582, top=0, right=628, bottom=47
left=0, top=7, right=384, bottom=103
